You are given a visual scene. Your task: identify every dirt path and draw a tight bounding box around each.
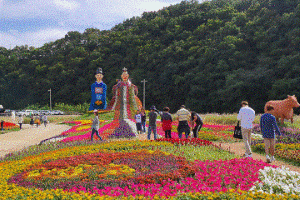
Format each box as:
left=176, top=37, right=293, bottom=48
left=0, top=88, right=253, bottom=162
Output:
left=0, top=123, right=69, bottom=158
left=215, top=141, right=300, bottom=173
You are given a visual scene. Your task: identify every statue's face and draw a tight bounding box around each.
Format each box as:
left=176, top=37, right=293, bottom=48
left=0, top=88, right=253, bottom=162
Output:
left=121, top=72, right=129, bottom=82
left=95, top=73, right=103, bottom=81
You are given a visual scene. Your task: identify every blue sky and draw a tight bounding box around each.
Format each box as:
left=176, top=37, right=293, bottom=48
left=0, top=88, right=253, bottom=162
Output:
left=0, top=0, right=184, bottom=49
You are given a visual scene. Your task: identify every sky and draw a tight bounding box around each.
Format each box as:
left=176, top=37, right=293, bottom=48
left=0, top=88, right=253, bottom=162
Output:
left=0, top=0, right=184, bottom=49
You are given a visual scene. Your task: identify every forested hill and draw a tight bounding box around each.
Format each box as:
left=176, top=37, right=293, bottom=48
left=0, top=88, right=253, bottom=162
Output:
left=1, top=0, right=300, bottom=113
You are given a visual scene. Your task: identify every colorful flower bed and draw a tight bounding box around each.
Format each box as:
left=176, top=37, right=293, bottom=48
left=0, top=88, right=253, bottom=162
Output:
left=155, top=121, right=238, bottom=142
left=0, top=121, right=19, bottom=130
left=1, top=138, right=300, bottom=199
left=251, top=125, right=300, bottom=164
left=252, top=142, right=300, bottom=163
left=60, top=119, right=136, bottom=143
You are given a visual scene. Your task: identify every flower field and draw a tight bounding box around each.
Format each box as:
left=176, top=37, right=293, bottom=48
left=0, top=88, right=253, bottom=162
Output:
left=1, top=114, right=300, bottom=199
left=251, top=125, right=300, bottom=165
left=1, top=136, right=300, bottom=199
left=0, top=121, right=19, bottom=130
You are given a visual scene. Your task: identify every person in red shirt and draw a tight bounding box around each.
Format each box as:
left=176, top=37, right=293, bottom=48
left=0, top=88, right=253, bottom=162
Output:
left=161, top=107, right=173, bottom=138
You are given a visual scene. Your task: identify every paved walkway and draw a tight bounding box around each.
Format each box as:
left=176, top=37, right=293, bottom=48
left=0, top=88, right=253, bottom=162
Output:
left=0, top=123, right=69, bottom=158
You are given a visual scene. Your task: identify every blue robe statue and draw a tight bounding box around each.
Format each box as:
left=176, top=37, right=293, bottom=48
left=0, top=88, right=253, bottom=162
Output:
left=89, top=81, right=107, bottom=111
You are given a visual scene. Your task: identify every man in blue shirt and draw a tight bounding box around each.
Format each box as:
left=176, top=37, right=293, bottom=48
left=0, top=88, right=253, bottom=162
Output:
left=260, top=105, right=281, bottom=163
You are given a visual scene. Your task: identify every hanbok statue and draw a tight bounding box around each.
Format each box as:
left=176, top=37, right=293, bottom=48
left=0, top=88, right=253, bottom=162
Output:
left=89, top=68, right=107, bottom=111
left=108, top=68, right=142, bottom=119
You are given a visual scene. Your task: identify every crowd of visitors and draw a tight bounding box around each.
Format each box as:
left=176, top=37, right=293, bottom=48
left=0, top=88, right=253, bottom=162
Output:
left=134, top=104, right=203, bottom=140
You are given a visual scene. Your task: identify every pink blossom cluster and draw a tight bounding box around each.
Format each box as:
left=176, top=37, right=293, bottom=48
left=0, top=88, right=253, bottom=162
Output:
left=60, top=125, right=89, bottom=136
left=61, top=123, right=113, bottom=142
left=66, top=158, right=275, bottom=198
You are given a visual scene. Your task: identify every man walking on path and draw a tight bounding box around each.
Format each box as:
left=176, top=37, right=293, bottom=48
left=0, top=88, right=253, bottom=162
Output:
left=260, top=105, right=281, bottom=163
left=42, top=115, right=48, bottom=127
left=176, top=105, right=191, bottom=139
left=91, top=110, right=103, bottom=141
left=18, top=115, right=23, bottom=130
left=237, top=101, right=255, bottom=158
left=148, top=106, right=158, bottom=140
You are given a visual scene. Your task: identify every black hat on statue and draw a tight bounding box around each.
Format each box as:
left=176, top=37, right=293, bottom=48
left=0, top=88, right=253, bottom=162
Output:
left=95, top=68, right=103, bottom=75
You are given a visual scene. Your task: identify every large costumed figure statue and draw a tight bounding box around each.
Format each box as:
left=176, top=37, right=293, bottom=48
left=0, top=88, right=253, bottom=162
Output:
left=108, top=68, right=143, bottom=119
left=89, top=68, right=107, bottom=111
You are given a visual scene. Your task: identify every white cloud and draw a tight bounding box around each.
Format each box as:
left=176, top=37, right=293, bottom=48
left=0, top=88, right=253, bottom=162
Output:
left=0, top=28, right=69, bottom=48
left=53, top=0, right=80, bottom=11
left=0, top=0, right=184, bottom=48
left=138, top=0, right=179, bottom=12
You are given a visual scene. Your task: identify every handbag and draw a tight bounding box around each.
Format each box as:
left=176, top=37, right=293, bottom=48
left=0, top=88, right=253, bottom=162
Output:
left=233, top=121, right=243, bottom=139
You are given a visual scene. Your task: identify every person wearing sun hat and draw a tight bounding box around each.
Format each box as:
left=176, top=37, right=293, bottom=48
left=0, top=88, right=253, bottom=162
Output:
left=91, top=109, right=103, bottom=141
left=89, top=68, right=107, bottom=111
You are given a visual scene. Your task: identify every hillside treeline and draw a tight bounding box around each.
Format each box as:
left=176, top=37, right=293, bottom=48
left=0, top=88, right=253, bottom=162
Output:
left=1, top=0, right=300, bottom=113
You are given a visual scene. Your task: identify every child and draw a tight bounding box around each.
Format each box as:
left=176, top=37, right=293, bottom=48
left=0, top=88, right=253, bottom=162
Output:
left=134, top=109, right=142, bottom=134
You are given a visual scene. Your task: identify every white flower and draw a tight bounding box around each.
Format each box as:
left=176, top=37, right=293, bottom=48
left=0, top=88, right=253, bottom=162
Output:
left=251, top=166, right=300, bottom=195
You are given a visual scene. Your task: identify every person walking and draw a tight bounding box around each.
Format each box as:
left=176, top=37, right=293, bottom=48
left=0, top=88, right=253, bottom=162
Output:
left=91, top=110, right=103, bottom=141
left=161, top=107, right=173, bottom=138
left=191, top=111, right=203, bottom=138
left=35, top=116, right=41, bottom=127
left=260, top=105, right=281, bottom=163
left=134, top=109, right=142, bottom=135
left=42, top=115, right=48, bottom=127
left=1, top=120, right=4, bottom=131
left=141, top=108, right=147, bottom=133
left=175, top=105, right=191, bottom=139
left=18, top=115, right=23, bottom=130
left=30, top=116, right=34, bottom=127
left=237, top=101, right=255, bottom=158
left=147, top=106, right=158, bottom=140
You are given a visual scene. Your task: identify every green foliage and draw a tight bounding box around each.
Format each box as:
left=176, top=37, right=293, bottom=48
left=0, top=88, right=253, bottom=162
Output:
left=2, top=0, right=300, bottom=114
left=149, top=144, right=238, bottom=162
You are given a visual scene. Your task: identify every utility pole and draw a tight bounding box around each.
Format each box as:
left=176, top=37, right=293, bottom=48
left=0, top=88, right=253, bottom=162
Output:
left=48, top=89, right=52, bottom=111
left=141, top=79, right=147, bottom=109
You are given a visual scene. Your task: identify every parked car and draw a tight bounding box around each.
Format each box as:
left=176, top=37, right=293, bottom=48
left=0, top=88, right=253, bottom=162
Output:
left=58, top=110, right=65, bottom=115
